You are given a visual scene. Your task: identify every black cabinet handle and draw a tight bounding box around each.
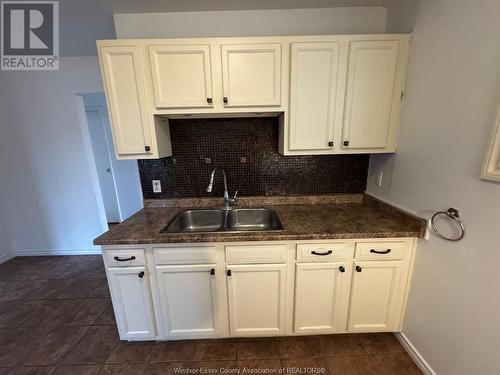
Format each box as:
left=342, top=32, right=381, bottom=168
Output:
left=210, top=268, right=215, bottom=275
left=328, top=141, right=333, bottom=147
left=311, top=250, right=333, bottom=256
left=226, top=269, right=232, bottom=276
left=145, top=146, right=151, bottom=152
left=355, top=266, right=362, bottom=272
left=138, top=271, right=145, bottom=278
left=343, top=141, right=349, bottom=147
left=223, top=96, right=228, bottom=104
left=114, top=256, right=136, bottom=262
left=339, top=266, right=345, bottom=273
left=370, top=249, right=392, bottom=254
left=207, top=97, right=213, bottom=104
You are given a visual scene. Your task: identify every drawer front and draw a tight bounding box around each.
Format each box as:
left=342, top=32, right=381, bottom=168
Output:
left=104, top=249, right=146, bottom=267
left=154, top=246, right=216, bottom=265
left=355, top=241, right=407, bottom=261
left=225, top=245, right=288, bottom=264
left=296, top=242, right=352, bottom=262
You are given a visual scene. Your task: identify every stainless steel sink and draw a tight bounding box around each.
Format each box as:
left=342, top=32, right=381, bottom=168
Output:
left=227, top=208, right=283, bottom=231
left=161, top=208, right=283, bottom=233
left=161, top=209, right=225, bottom=233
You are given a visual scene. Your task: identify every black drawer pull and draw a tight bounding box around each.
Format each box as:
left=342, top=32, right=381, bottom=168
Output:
left=138, top=271, right=145, bottom=278
left=311, top=250, right=333, bottom=256
left=355, top=266, right=362, bottom=272
left=227, top=269, right=232, bottom=276
left=114, top=256, right=136, bottom=262
left=223, top=96, right=228, bottom=104
left=210, top=268, right=215, bottom=275
left=207, top=97, right=213, bottom=104
left=339, top=266, right=345, bottom=273
left=370, top=249, right=392, bottom=255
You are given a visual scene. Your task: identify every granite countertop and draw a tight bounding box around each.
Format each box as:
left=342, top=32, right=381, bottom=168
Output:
left=93, top=194, right=426, bottom=245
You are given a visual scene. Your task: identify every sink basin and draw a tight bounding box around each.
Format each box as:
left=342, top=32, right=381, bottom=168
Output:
left=161, top=208, right=283, bottom=233
left=227, top=208, right=283, bottom=231
left=161, top=209, right=225, bottom=233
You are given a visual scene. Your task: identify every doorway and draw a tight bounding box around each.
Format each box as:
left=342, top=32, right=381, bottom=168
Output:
left=80, top=93, right=143, bottom=226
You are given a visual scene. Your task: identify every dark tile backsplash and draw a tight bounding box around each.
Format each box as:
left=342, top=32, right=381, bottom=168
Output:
left=138, top=117, right=369, bottom=199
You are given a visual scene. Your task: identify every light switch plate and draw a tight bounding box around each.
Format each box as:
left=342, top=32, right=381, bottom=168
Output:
left=152, top=180, right=162, bottom=193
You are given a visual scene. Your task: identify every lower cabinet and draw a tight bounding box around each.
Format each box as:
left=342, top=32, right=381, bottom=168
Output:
left=107, top=266, right=156, bottom=340
left=347, top=260, right=406, bottom=332
left=156, top=264, right=220, bottom=338
left=294, top=262, right=351, bottom=333
left=226, top=264, right=287, bottom=336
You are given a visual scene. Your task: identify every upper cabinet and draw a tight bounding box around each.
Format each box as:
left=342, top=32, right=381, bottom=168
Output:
left=342, top=41, right=400, bottom=150
left=98, top=46, right=153, bottom=157
left=149, top=44, right=214, bottom=108
left=288, top=42, right=342, bottom=151
left=97, top=34, right=410, bottom=159
left=221, top=44, right=282, bottom=107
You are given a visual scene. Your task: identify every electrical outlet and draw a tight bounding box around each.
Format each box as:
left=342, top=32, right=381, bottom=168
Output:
left=152, top=180, right=162, bottom=193
left=377, top=171, right=384, bottom=187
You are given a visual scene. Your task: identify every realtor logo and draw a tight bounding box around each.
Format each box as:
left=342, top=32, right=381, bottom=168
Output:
left=1, top=1, right=59, bottom=70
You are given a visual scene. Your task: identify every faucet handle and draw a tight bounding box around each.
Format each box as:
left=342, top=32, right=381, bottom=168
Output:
left=233, top=191, right=238, bottom=200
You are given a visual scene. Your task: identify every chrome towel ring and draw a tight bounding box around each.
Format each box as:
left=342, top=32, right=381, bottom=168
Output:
left=431, top=208, right=465, bottom=241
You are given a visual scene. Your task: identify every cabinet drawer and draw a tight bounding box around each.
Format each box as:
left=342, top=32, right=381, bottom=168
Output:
left=355, top=241, right=407, bottom=261
left=154, top=246, right=216, bottom=265
left=296, top=242, right=352, bottom=262
left=225, top=245, right=288, bottom=264
left=104, top=249, right=146, bottom=267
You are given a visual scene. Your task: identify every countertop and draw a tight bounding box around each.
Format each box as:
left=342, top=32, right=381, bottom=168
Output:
left=93, top=194, right=426, bottom=245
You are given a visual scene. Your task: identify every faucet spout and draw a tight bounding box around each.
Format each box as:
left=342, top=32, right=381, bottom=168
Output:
left=206, top=168, right=236, bottom=208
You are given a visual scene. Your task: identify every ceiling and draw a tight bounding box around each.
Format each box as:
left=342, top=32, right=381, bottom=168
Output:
left=60, top=0, right=393, bottom=56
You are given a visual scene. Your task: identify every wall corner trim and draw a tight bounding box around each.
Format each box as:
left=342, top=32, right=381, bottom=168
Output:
left=13, top=249, right=102, bottom=257
left=0, top=251, right=16, bottom=264
left=394, top=332, right=436, bottom=375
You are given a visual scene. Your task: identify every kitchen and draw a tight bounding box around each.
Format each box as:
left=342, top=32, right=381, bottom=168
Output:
left=0, top=1, right=499, bottom=374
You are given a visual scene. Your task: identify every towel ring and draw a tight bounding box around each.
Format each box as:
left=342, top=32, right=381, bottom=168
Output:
left=431, top=208, right=465, bottom=241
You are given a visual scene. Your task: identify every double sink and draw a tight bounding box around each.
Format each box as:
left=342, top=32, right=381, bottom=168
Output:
left=161, top=208, right=283, bottom=233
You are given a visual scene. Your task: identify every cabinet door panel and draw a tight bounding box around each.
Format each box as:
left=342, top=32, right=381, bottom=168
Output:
left=289, top=42, right=341, bottom=151
left=294, top=262, right=350, bottom=333
left=99, top=46, right=151, bottom=156
left=221, top=44, right=281, bottom=107
left=342, top=41, right=399, bottom=149
left=348, top=260, right=404, bottom=332
left=149, top=45, right=213, bottom=108
left=227, top=264, right=286, bottom=335
left=156, top=264, right=218, bottom=338
left=107, top=267, right=156, bottom=340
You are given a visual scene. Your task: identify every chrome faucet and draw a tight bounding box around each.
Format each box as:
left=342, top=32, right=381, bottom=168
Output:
left=206, top=168, right=238, bottom=209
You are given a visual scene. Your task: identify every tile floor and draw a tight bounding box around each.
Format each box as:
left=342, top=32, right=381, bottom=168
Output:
left=0, top=255, right=421, bottom=374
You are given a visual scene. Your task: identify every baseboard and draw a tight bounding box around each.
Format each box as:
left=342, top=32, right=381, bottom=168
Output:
left=0, top=250, right=16, bottom=264
left=14, top=248, right=102, bottom=256
left=394, top=332, right=436, bottom=375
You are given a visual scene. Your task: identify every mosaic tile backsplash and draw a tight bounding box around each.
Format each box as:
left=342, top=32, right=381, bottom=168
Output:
left=138, top=117, right=369, bottom=199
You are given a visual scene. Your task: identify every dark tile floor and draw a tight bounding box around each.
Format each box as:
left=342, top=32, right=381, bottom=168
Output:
left=0, top=256, right=421, bottom=374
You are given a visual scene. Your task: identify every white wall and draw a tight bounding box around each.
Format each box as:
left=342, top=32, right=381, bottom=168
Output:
left=367, top=1, right=500, bottom=374
left=114, top=7, right=387, bottom=38
left=0, top=57, right=107, bottom=255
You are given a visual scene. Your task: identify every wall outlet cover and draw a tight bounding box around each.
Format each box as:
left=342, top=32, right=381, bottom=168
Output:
left=152, top=180, right=162, bottom=193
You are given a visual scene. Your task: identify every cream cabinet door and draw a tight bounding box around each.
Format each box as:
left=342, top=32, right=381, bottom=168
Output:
left=98, top=46, right=152, bottom=156
left=156, top=264, right=219, bottom=338
left=221, top=44, right=281, bottom=107
left=348, top=260, right=405, bottom=332
left=226, top=264, right=286, bottom=336
left=342, top=40, right=399, bottom=149
left=294, top=262, right=351, bottom=333
left=107, top=267, right=156, bottom=340
left=289, top=42, right=341, bottom=151
left=149, top=45, right=214, bottom=108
